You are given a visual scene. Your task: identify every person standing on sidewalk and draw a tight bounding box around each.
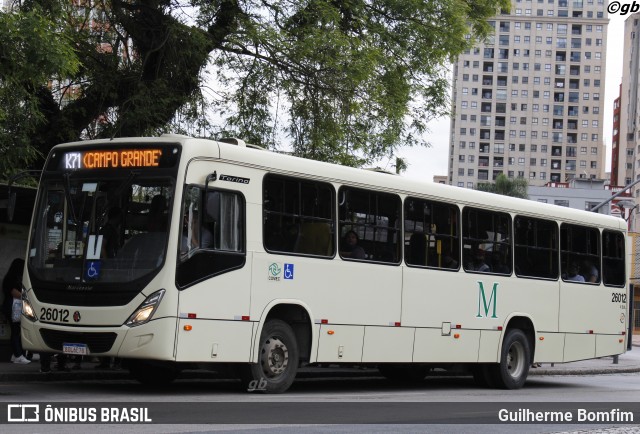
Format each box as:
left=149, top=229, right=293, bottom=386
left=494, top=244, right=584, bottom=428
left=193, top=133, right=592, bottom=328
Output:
left=2, top=258, right=30, bottom=364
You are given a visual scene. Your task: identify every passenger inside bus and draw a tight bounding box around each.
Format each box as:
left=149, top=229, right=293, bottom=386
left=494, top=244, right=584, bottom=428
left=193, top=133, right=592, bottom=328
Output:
left=580, top=260, right=599, bottom=283
left=340, top=230, right=366, bottom=259
left=491, top=254, right=510, bottom=274
left=470, top=249, right=490, bottom=272
left=564, top=262, right=585, bottom=282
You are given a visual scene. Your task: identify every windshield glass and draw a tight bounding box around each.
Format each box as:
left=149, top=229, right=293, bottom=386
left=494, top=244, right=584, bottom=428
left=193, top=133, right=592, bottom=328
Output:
left=29, top=176, right=174, bottom=284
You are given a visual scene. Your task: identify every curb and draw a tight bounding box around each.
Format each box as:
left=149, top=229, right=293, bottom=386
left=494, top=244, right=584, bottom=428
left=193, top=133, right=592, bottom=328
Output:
left=528, top=366, right=640, bottom=376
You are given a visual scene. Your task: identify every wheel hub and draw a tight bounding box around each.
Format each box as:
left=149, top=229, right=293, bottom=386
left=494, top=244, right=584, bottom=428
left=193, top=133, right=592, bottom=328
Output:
left=260, top=336, right=289, bottom=377
left=506, top=341, right=525, bottom=379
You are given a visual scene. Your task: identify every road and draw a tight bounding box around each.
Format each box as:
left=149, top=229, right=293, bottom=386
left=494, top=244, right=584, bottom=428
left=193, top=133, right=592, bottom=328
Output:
left=1, top=372, right=639, bottom=433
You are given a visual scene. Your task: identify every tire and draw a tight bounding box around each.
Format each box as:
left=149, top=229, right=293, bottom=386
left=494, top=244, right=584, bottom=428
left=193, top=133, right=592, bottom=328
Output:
left=128, top=360, right=180, bottom=386
left=240, top=319, right=299, bottom=393
left=488, top=329, right=531, bottom=389
left=378, top=364, right=430, bottom=382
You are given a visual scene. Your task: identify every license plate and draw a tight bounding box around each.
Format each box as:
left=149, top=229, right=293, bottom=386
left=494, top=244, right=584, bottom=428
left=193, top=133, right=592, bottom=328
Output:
left=63, top=343, right=89, bottom=355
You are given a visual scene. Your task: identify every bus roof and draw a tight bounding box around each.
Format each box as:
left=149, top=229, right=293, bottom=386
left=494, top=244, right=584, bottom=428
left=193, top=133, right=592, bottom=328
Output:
left=51, top=136, right=627, bottom=232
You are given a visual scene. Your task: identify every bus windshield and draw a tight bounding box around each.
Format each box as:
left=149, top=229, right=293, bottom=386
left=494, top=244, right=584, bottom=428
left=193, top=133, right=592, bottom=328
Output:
left=28, top=174, right=174, bottom=284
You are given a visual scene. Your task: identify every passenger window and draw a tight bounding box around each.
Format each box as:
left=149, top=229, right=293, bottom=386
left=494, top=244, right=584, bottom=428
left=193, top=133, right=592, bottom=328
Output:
left=514, top=216, right=558, bottom=279
left=338, top=187, right=401, bottom=263
left=560, top=224, right=600, bottom=284
left=176, top=185, right=246, bottom=288
left=263, top=175, right=335, bottom=257
left=404, top=198, right=460, bottom=269
left=602, top=230, right=625, bottom=287
left=462, top=207, right=512, bottom=274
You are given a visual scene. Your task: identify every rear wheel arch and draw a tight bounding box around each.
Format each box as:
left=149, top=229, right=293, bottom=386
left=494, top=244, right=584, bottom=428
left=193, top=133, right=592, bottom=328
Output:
left=504, top=315, right=536, bottom=363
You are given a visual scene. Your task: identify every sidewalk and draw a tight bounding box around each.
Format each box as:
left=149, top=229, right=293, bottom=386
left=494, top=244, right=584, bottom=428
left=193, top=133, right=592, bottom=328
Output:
left=2, top=335, right=639, bottom=383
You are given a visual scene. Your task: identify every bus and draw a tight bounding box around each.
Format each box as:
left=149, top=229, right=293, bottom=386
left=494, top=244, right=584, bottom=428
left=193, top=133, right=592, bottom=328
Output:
left=20, top=135, right=629, bottom=393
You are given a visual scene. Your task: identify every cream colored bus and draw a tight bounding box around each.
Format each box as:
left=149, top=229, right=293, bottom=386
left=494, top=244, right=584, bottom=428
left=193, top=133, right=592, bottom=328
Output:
left=21, top=135, right=629, bottom=392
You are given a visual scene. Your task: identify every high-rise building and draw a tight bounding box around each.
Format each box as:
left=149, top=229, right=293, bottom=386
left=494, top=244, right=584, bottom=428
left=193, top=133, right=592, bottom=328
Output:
left=448, top=0, right=608, bottom=189
left=614, top=13, right=640, bottom=231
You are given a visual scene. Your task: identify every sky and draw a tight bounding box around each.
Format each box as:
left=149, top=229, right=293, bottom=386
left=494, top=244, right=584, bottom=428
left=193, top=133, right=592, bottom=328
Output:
left=394, top=10, right=628, bottom=184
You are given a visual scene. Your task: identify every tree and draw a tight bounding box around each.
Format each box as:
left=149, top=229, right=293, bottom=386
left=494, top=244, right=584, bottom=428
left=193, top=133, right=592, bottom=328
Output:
left=0, top=0, right=509, bottom=176
left=0, top=5, right=78, bottom=179
left=476, top=173, right=528, bottom=199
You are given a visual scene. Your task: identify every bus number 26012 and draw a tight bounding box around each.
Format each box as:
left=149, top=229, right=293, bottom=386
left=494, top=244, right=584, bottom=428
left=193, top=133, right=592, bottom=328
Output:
left=611, top=292, right=627, bottom=303
left=40, top=307, right=70, bottom=323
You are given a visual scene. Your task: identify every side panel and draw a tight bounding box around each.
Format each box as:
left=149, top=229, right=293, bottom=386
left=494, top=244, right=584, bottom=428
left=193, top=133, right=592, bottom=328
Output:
left=403, top=269, right=560, bottom=332
left=559, top=283, right=627, bottom=335
left=477, top=329, right=501, bottom=363
left=532, top=332, right=565, bottom=362
left=563, top=333, right=596, bottom=361
left=175, top=319, right=255, bottom=362
left=403, top=267, right=558, bottom=362
left=361, top=326, right=414, bottom=363
left=251, top=254, right=402, bottom=327
left=316, top=324, right=364, bottom=363
left=595, top=334, right=626, bottom=358
left=176, top=265, right=252, bottom=323
left=413, top=328, right=480, bottom=363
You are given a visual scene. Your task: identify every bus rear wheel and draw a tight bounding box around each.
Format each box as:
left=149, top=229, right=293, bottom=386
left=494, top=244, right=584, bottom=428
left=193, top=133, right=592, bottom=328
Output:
left=488, top=329, right=531, bottom=389
left=240, top=319, right=299, bottom=393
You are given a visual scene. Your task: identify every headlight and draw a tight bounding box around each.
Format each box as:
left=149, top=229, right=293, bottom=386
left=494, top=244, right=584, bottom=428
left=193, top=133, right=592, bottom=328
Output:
left=22, top=289, right=37, bottom=322
left=125, top=289, right=165, bottom=327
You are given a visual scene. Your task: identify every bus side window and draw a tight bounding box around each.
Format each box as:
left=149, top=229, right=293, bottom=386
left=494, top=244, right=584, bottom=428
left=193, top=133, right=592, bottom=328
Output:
left=602, top=230, right=625, bottom=287
left=339, top=187, right=401, bottom=263
left=404, top=198, right=460, bottom=270
left=263, top=175, right=335, bottom=257
left=176, top=186, right=246, bottom=288
left=462, top=207, right=511, bottom=275
left=514, top=216, right=558, bottom=279
left=560, top=223, right=600, bottom=284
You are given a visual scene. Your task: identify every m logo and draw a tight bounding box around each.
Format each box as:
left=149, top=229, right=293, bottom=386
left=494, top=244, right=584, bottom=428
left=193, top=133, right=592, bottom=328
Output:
left=476, top=281, right=498, bottom=318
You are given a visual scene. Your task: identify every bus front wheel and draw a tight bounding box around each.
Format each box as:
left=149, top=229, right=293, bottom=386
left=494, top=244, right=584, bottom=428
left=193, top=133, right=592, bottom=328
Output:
left=489, top=328, right=531, bottom=389
left=240, top=319, right=299, bottom=393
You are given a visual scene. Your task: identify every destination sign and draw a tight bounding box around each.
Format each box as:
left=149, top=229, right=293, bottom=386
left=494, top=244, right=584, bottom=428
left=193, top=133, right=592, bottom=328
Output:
left=63, top=149, right=163, bottom=170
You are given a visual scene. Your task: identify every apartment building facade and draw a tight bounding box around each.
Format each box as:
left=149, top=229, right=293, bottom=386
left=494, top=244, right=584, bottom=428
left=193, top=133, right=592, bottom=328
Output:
left=614, top=14, right=640, bottom=231
left=449, top=0, right=608, bottom=188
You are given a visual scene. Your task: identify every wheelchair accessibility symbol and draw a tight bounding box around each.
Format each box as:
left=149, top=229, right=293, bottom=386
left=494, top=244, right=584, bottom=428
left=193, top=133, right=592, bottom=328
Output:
left=284, top=263, right=294, bottom=280
left=85, top=261, right=101, bottom=280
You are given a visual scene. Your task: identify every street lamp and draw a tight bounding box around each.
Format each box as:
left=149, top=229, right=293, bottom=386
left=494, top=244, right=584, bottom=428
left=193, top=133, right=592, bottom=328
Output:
left=617, top=200, right=639, bottom=231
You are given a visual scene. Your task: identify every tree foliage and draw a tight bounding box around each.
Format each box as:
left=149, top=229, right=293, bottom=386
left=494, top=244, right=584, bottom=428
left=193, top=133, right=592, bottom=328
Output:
left=476, top=173, right=529, bottom=199
left=0, top=4, right=78, bottom=179
left=0, top=0, right=509, bottom=176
